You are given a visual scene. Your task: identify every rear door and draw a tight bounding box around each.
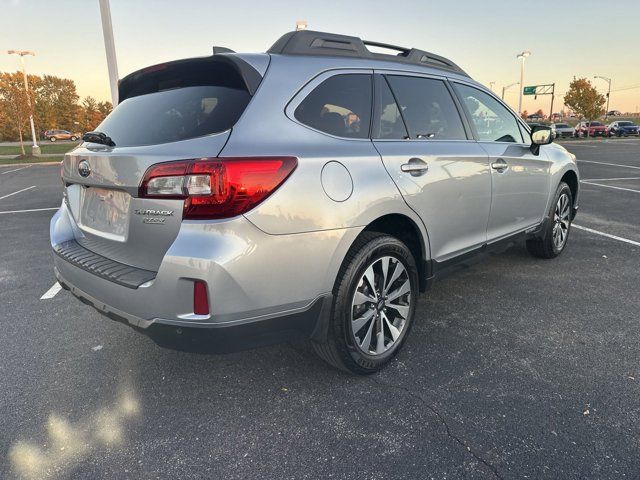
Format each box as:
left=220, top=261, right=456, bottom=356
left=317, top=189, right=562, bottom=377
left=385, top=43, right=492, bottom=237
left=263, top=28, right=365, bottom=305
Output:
left=451, top=82, right=551, bottom=241
left=372, top=73, right=491, bottom=262
left=61, top=57, right=258, bottom=271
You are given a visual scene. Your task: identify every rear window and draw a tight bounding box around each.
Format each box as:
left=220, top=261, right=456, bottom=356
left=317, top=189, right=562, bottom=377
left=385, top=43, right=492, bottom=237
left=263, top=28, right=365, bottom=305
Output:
left=555, top=124, right=569, bottom=128
left=590, top=122, right=603, bottom=126
left=96, top=60, right=252, bottom=147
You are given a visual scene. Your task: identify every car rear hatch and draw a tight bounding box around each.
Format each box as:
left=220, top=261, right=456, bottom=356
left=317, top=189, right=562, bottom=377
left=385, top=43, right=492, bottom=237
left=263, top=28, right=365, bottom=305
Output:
left=60, top=54, right=266, bottom=272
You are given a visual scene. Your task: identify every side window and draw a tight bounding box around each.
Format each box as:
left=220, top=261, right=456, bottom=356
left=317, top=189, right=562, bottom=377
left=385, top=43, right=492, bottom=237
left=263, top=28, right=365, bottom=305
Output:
left=453, top=83, right=524, bottom=143
left=385, top=75, right=467, bottom=140
left=294, top=74, right=372, bottom=139
left=373, top=76, right=408, bottom=139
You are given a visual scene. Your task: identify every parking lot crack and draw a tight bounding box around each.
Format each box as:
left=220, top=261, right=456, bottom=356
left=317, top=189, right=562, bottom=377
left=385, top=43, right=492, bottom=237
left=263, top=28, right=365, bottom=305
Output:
left=369, top=377, right=504, bottom=480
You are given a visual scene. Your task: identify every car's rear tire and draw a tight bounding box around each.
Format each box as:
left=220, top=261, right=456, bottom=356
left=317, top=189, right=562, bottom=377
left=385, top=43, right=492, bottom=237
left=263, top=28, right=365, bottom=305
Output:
left=526, top=182, right=573, bottom=259
left=50, top=137, right=56, bottom=142
left=71, top=136, right=78, bottom=141
left=313, top=232, right=419, bottom=374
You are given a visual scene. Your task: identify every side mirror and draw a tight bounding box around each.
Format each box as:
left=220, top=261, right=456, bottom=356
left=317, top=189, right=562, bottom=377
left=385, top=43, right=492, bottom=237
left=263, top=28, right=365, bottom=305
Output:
left=530, top=125, right=553, bottom=155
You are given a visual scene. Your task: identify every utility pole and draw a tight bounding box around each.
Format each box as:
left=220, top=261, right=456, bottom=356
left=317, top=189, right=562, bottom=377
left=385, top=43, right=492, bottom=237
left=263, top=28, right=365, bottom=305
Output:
left=516, top=51, right=531, bottom=114
left=7, top=50, right=40, bottom=155
left=502, top=82, right=520, bottom=101
left=489, top=81, right=496, bottom=92
left=594, top=75, right=611, bottom=120
left=98, top=0, right=119, bottom=106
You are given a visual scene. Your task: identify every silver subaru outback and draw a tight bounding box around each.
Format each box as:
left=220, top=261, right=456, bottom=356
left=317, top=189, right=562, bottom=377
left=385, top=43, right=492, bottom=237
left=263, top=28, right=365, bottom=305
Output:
left=51, top=31, right=579, bottom=374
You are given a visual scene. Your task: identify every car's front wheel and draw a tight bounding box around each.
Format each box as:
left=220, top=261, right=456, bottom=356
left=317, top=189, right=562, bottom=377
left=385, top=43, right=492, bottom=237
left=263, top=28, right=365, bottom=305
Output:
left=313, top=232, right=419, bottom=374
left=49, top=137, right=57, bottom=142
left=526, top=182, right=573, bottom=259
left=70, top=136, right=78, bottom=141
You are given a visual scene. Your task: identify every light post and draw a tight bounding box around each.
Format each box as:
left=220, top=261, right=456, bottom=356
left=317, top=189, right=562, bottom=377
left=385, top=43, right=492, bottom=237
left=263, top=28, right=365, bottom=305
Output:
left=98, top=0, right=119, bottom=106
left=489, top=81, right=496, bottom=92
left=502, top=82, right=520, bottom=101
left=7, top=49, right=40, bottom=155
left=516, top=51, right=531, bottom=114
left=594, top=75, right=611, bottom=120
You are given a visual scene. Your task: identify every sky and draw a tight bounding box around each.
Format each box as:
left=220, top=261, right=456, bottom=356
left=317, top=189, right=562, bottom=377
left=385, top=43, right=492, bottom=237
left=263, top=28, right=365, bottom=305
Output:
left=2, top=0, right=640, bottom=114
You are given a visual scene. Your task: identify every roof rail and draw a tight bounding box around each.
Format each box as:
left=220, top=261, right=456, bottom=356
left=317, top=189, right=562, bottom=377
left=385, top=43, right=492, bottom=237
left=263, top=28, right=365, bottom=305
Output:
left=267, top=30, right=469, bottom=77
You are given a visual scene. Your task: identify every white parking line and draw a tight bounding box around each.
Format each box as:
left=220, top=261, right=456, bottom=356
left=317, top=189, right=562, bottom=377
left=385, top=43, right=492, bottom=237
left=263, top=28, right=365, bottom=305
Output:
left=580, top=181, right=640, bottom=194
left=577, top=159, right=640, bottom=170
left=1, top=165, right=30, bottom=175
left=573, top=224, right=640, bottom=247
left=581, top=176, right=640, bottom=182
left=0, top=207, right=58, bottom=215
left=0, top=185, right=35, bottom=201
left=40, top=282, right=63, bottom=300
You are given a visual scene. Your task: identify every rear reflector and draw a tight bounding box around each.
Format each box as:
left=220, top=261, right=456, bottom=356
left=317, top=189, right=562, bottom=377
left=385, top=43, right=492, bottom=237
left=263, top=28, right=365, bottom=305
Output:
left=139, top=157, right=297, bottom=220
left=193, top=280, right=209, bottom=315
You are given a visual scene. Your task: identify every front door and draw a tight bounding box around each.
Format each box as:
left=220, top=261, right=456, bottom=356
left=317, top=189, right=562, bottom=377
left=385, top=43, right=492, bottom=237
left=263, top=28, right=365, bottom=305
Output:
left=451, top=83, right=552, bottom=241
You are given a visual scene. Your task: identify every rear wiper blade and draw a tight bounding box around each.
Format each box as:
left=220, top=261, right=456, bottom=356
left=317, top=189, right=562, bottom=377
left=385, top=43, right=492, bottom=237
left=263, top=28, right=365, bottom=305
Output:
left=82, top=131, right=116, bottom=147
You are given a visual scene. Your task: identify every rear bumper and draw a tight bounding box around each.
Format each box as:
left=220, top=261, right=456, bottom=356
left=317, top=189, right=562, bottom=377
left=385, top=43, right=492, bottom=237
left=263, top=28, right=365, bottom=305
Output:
left=50, top=202, right=358, bottom=349
left=55, top=270, right=332, bottom=352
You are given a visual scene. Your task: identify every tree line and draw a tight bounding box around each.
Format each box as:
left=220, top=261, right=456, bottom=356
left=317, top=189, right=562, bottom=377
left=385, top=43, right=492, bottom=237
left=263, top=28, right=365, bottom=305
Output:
left=0, top=71, right=112, bottom=142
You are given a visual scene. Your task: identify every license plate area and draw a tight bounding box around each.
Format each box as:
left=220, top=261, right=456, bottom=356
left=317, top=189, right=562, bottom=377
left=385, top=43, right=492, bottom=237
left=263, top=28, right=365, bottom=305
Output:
left=79, top=187, right=131, bottom=241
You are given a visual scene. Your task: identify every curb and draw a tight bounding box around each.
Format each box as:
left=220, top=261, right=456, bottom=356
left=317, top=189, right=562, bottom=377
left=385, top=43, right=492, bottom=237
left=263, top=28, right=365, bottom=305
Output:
left=0, top=161, right=61, bottom=167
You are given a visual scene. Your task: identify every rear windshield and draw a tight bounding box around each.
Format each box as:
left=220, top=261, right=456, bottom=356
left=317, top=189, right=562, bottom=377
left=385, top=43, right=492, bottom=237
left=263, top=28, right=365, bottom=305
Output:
left=96, top=60, right=252, bottom=147
left=555, top=124, right=569, bottom=128
left=590, top=122, right=603, bottom=126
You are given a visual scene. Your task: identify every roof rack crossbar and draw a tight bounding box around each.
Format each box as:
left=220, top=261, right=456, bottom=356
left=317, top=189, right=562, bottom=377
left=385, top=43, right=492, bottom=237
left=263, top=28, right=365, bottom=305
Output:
left=267, top=31, right=468, bottom=77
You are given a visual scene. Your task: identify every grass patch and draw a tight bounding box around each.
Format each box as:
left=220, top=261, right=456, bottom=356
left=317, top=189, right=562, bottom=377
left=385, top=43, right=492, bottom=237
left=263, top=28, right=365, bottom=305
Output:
left=0, top=155, right=63, bottom=165
left=0, top=142, right=79, bottom=156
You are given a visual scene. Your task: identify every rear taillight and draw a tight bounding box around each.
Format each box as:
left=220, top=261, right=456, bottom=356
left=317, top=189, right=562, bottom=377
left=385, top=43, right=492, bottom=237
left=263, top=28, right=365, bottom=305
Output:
left=139, top=157, right=297, bottom=219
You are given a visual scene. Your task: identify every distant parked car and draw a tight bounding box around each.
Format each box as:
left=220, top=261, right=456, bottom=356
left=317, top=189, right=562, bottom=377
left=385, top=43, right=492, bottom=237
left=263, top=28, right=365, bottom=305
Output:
left=44, top=129, right=80, bottom=142
left=550, top=113, right=563, bottom=122
left=574, top=121, right=607, bottom=137
left=607, top=110, right=622, bottom=117
left=527, top=113, right=545, bottom=121
left=551, top=123, right=574, bottom=138
left=607, top=120, right=639, bottom=137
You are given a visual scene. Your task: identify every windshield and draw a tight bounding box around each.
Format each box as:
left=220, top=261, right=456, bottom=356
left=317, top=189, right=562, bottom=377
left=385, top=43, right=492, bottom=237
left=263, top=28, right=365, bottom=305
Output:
left=618, top=121, right=633, bottom=126
left=590, top=122, right=603, bottom=126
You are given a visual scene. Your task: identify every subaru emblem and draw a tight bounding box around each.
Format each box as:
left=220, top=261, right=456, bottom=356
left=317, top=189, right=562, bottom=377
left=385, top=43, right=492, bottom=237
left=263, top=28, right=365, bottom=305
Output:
left=78, top=160, right=91, bottom=178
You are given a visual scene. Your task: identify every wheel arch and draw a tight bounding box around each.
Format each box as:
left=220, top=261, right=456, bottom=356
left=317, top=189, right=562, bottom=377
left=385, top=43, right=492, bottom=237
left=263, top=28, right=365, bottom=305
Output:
left=360, top=213, right=431, bottom=292
left=560, top=169, right=579, bottom=218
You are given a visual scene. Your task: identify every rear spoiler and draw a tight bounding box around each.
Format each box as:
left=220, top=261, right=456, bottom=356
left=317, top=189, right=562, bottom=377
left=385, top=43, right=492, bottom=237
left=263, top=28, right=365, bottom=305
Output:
left=118, top=54, right=263, bottom=102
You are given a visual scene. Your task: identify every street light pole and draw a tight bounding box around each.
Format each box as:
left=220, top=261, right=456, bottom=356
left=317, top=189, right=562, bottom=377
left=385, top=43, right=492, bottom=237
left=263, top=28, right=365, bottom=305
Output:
left=516, top=51, right=531, bottom=114
left=594, top=75, right=611, bottom=120
left=502, top=82, right=520, bottom=101
left=7, top=49, right=40, bottom=155
left=98, top=0, right=119, bottom=106
left=489, top=81, right=496, bottom=92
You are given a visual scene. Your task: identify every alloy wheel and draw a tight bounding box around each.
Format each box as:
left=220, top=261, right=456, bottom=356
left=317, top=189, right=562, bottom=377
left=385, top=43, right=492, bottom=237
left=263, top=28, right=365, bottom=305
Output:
left=552, top=193, right=571, bottom=250
left=350, top=256, right=411, bottom=356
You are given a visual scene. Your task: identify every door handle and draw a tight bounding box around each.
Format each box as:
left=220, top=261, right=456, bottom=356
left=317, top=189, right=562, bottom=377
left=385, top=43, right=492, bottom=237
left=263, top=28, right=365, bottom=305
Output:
left=401, top=158, right=429, bottom=177
left=491, top=158, right=508, bottom=172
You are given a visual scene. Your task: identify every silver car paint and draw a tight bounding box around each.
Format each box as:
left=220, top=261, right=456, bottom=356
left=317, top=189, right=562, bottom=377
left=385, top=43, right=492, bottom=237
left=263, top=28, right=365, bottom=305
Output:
left=51, top=51, right=579, bottom=330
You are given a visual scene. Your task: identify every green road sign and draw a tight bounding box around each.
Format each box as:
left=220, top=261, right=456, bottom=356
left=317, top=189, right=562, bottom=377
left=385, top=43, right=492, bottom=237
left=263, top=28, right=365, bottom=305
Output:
left=523, top=86, right=536, bottom=95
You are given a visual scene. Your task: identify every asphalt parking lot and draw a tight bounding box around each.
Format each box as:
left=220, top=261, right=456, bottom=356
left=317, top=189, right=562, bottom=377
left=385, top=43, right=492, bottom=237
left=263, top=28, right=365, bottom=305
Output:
left=1, top=139, right=639, bottom=479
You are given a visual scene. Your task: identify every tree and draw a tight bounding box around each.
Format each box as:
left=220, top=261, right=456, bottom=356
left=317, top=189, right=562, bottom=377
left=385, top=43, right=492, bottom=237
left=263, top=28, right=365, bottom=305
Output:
left=32, top=74, right=80, bottom=133
left=0, top=72, right=31, bottom=153
left=521, top=110, right=529, bottom=120
left=564, top=78, right=606, bottom=136
left=535, top=109, right=545, bottom=118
